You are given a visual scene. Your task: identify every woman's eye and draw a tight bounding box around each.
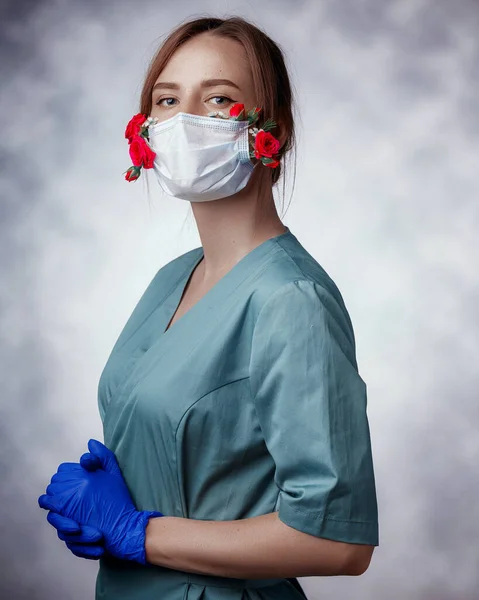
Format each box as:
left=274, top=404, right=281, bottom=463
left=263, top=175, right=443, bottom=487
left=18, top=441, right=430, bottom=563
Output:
left=210, top=96, right=233, bottom=105
left=155, top=98, right=177, bottom=107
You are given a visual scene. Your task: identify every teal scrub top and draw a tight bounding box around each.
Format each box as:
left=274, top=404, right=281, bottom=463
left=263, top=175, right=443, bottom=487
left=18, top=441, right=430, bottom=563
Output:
left=95, top=227, right=379, bottom=600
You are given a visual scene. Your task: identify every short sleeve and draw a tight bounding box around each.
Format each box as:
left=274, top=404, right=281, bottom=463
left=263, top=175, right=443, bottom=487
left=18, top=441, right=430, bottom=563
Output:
left=249, top=279, right=379, bottom=546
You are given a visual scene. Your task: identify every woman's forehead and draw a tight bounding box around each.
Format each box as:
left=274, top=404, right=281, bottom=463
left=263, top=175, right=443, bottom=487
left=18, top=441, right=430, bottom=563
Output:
left=159, top=35, right=249, bottom=80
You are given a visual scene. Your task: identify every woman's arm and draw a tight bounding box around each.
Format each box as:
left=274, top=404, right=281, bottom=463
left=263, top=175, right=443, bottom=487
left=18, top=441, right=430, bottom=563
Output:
left=145, top=511, right=374, bottom=578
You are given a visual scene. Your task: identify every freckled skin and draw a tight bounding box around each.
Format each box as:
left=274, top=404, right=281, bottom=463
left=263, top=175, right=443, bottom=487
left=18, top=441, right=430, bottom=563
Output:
left=150, top=33, right=262, bottom=128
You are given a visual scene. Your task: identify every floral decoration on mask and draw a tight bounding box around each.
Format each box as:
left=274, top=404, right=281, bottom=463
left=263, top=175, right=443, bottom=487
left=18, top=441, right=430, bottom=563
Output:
left=123, top=103, right=281, bottom=182
left=207, top=103, right=281, bottom=169
left=123, top=114, right=157, bottom=182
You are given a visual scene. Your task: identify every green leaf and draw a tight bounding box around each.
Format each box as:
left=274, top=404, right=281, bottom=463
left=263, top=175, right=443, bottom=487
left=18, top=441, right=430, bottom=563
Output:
left=261, top=118, right=277, bottom=132
left=247, top=109, right=260, bottom=125
left=233, top=109, right=246, bottom=120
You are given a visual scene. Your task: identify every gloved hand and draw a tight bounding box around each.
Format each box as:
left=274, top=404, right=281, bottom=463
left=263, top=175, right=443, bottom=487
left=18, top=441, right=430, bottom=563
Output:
left=38, top=439, right=163, bottom=564
left=44, top=450, right=106, bottom=560
left=47, top=511, right=105, bottom=559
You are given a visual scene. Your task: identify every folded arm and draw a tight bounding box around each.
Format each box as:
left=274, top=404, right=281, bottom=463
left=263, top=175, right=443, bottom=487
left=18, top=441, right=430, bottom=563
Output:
left=145, top=511, right=374, bottom=578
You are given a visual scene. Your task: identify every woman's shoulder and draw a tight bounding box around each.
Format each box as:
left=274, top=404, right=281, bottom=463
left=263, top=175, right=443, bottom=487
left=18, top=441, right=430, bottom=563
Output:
left=256, top=232, right=349, bottom=313
left=251, top=232, right=358, bottom=350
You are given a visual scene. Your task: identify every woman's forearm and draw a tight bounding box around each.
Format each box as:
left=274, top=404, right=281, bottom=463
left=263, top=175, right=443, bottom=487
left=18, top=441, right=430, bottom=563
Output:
left=144, top=510, right=372, bottom=579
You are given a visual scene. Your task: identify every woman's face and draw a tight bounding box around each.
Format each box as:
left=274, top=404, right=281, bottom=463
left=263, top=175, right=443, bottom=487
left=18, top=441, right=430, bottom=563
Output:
left=150, top=33, right=257, bottom=122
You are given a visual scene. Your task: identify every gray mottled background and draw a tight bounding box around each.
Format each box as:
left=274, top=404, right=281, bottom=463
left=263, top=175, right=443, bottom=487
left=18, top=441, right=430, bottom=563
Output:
left=1, top=0, right=478, bottom=598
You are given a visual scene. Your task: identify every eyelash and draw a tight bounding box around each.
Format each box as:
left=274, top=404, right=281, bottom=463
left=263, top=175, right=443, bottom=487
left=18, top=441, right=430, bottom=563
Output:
left=155, top=95, right=234, bottom=107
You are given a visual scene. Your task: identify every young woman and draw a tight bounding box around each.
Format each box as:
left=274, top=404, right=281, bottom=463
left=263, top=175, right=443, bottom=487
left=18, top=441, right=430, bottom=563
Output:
left=39, top=15, right=379, bottom=600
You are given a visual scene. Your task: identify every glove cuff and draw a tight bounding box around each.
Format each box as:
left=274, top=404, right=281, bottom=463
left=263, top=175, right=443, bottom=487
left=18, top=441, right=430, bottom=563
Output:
left=136, top=510, right=164, bottom=565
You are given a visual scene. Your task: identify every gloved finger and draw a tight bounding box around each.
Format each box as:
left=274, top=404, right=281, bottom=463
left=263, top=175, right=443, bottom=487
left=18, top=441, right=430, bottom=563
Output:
left=46, top=482, right=68, bottom=496
left=65, top=541, right=105, bottom=560
left=58, top=525, right=103, bottom=544
left=50, top=471, right=83, bottom=484
left=86, top=439, right=121, bottom=475
left=57, top=462, right=83, bottom=473
left=38, top=493, right=61, bottom=512
left=80, top=452, right=102, bottom=471
left=47, top=511, right=81, bottom=534
left=46, top=511, right=103, bottom=543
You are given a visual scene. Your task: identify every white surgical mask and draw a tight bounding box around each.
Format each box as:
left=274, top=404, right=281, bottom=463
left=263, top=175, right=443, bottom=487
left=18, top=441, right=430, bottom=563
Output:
left=146, top=112, right=255, bottom=202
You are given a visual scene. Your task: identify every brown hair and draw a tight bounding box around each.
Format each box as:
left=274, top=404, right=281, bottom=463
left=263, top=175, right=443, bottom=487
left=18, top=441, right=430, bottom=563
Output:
left=139, top=15, right=297, bottom=217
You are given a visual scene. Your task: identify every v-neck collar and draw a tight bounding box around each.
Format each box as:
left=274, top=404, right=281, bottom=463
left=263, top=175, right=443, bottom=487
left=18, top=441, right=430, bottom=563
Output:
left=161, top=227, right=294, bottom=339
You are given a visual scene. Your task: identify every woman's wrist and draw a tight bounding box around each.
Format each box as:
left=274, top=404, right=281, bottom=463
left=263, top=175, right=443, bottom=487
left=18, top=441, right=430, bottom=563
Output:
left=139, top=511, right=164, bottom=564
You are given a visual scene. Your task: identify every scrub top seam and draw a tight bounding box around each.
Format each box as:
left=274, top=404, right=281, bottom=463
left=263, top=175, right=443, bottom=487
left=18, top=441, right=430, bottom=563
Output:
left=274, top=238, right=358, bottom=351
left=174, top=376, right=250, bottom=518
left=269, top=239, right=336, bottom=291
left=268, top=242, right=358, bottom=354
left=246, top=277, right=318, bottom=429
left=272, top=238, right=351, bottom=305
left=283, top=502, right=378, bottom=525
left=247, top=377, right=284, bottom=518
left=270, top=238, right=311, bottom=276
left=174, top=375, right=250, bottom=439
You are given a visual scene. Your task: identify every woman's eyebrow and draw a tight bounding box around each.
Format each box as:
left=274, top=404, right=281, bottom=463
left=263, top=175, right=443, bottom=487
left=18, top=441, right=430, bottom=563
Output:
left=152, top=78, right=240, bottom=91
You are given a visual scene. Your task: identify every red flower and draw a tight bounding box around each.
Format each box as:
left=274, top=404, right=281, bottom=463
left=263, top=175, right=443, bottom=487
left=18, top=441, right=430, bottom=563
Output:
left=264, top=158, right=280, bottom=169
left=254, top=129, right=280, bottom=159
left=128, top=135, right=156, bottom=169
left=229, top=103, right=245, bottom=117
left=125, top=167, right=141, bottom=182
left=125, top=113, right=147, bottom=142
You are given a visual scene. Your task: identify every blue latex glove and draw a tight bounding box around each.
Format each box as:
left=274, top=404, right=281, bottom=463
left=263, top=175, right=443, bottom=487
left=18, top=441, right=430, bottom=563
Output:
left=57, top=445, right=122, bottom=558
left=47, top=511, right=105, bottom=559
left=45, top=452, right=106, bottom=560
left=45, top=450, right=113, bottom=560
left=38, top=439, right=163, bottom=564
